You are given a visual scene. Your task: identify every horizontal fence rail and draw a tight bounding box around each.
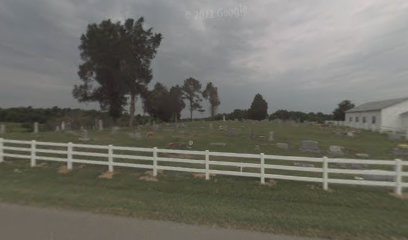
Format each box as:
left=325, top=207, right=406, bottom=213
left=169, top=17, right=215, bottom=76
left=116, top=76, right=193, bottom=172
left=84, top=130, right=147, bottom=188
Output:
left=0, top=138, right=406, bottom=195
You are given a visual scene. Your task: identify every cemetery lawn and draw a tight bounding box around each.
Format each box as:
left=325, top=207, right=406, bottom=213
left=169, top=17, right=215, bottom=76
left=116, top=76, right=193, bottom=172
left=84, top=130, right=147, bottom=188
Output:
left=1, top=120, right=408, bottom=160
left=1, top=121, right=408, bottom=239
left=0, top=160, right=407, bottom=240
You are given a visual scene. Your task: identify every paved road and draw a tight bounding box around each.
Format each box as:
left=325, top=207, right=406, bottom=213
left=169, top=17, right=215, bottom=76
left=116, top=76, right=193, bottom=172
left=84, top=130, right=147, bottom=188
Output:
left=0, top=203, right=322, bottom=240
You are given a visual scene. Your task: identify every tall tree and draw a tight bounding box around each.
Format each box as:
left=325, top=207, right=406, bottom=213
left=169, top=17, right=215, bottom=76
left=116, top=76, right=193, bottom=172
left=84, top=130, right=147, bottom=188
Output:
left=169, top=85, right=185, bottom=122
left=182, top=77, right=203, bottom=121
left=73, top=20, right=127, bottom=120
left=248, top=94, right=268, bottom=120
left=333, top=100, right=355, bottom=121
left=202, top=82, right=221, bottom=118
left=122, top=18, right=162, bottom=127
left=73, top=18, right=162, bottom=123
left=143, top=83, right=171, bottom=121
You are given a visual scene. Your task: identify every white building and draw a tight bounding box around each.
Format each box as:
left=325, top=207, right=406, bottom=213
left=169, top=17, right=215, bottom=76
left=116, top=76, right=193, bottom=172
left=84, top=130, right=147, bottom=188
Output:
left=345, top=97, right=408, bottom=132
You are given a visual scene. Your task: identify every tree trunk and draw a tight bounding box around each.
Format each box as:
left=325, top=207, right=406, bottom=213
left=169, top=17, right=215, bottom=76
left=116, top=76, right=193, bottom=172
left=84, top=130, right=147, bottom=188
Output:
left=190, top=99, right=193, bottom=121
left=129, top=93, right=136, bottom=127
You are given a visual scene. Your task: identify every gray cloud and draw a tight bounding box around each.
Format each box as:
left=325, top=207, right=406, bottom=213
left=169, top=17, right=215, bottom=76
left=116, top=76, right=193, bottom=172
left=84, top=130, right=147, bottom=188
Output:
left=1, top=0, right=408, bottom=116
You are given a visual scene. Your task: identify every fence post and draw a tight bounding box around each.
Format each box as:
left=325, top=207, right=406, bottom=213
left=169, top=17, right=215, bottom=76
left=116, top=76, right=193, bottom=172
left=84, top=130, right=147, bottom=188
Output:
left=67, top=142, right=73, bottom=170
left=395, top=159, right=402, bottom=195
left=108, top=144, right=114, bottom=173
left=153, top=147, right=158, bottom=177
left=260, top=153, right=265, bottom=184
left=0, top=138, right=3, bottom=163
left=30, top=140, right=36, bottom=167
left=205, top=150, right=210, bottom=180
left=323, top=156, right=329, bottom=191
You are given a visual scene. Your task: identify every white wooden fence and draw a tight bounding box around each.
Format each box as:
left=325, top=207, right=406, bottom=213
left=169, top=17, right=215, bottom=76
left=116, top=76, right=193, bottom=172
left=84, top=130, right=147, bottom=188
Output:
left=0, top=138, right=406, bottom=195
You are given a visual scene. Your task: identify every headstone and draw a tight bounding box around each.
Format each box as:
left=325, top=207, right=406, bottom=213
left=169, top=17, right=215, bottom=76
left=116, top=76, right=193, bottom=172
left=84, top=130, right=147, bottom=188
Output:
left=33, top=122, right=39, bottom=134
left=129, top=130, right=142, bottom=140
left=98, top=119, right=103, bottom=131
left=276, top=142, right=289, bottom=150
left=346, top=131, right=354, bottom=137
left=61, top=121, right=66, bottom=131
left=355, top=153, right=369, bottom=158
left=209, top=123, right=213, bottom=130
left=0, top=124, right=5, bottom=134
left=79, top=129, right=90, bottom=142
left=360, top=170, right=394, bottom=181
left=223, top=115, right=226, bottom=122
left=335, top=131, right=344, bottom=136
left=187, top=140, right=194, bottom=149
left=226, top=128, right=239, bottom=137
left=294, top=162, right=315, bottom=168
left=393, top=147, right=408, bottom=156
left=254, top=145, right=261, bottom=151
left=65, top=122, right=72, bottom=131
left=210, top=142, right=227, bottom=147
left=268, top=131, right=274, bottom=141
left=111, top=126, right=120, bottom=135
left=299, top=140, right=320, bottom=153
left=328, top=145, right=344, bottom=156
left=55, top=126, right=60, bottom=132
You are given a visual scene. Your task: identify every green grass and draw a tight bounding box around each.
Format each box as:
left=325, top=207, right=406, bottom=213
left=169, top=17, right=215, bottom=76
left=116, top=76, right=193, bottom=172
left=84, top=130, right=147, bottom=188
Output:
left=1, top=120, right=406, bottom=159
left=0, top=160, right=407, bottom=240
left=0, top=121, right=408, bottom=239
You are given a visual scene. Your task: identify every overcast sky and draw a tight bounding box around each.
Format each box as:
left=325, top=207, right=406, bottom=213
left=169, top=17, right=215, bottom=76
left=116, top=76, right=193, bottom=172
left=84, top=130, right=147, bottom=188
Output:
left=1, top=0, right=408, bottom=116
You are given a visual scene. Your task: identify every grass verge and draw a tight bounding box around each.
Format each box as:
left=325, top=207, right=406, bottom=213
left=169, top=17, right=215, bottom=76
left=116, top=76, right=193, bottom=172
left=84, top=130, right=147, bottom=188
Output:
left=0, top=160, right=407, bottom=240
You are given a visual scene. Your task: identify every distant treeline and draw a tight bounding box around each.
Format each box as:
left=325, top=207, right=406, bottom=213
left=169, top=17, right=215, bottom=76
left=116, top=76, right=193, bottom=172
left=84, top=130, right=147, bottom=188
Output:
left=0, top=106, right=333, bottom=125
left=0, top=107, right=102, bottom=124
left=214, top=109, right=332, bottom=123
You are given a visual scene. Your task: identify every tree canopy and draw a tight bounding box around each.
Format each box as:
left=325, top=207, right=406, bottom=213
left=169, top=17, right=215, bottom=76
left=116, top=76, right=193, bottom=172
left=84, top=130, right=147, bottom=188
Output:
left=182, top=77, right=203, bottom=121
left=333, top=100, right=355, bottom=121
left=73, top=17, right=162, bottom=123
left=202, top=82, right=220, bottom=118
left=248, top=94, right=268, bottom=120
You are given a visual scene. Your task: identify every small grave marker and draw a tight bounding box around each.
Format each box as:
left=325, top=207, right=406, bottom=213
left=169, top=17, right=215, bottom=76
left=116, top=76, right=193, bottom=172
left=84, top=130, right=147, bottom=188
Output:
left=276, top=142, right=289, bottom=150
left=0, top=124, right=5, bottom=134
left=33, top=122, right=39, bottom=134
left=299, top=140, right=320, bottom=153
left=268, top=131, right=274, bottom=141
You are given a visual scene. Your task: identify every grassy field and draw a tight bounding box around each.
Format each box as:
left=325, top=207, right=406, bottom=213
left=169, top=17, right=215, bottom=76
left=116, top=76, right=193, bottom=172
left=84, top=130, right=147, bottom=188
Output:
left=0, top=121, right=407, bottom=239
left=1, top=120, right=407, bottom=159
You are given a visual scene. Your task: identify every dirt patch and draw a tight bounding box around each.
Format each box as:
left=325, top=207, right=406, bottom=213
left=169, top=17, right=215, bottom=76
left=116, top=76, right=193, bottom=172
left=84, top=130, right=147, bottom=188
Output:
left=98, top=171, right=114, bottom=179
left=139, top=175, right=158, bottom=182
left=390, top=192, right=408, bottom=200
left=57, top=165, right=71, bottom=175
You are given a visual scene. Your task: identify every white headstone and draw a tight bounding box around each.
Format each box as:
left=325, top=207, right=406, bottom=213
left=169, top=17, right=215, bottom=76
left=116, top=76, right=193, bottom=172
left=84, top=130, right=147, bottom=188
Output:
left=0, top=124, right=5, bottom=134
left=98, top=119, right=103, bottom=131
left=268, top=131, right=274, bottom=141
left=79, top=129, right=90, bottom=142
left=223, top=115, right=226, bottom=122
left=187, top=140, right=194, bottom=149
left=276, top=142, right=289, bottom=150
left=329, top=145, right=344, bottom=156
left=61, top=121, right=66, bottom=131
left=299, top=140, right=320, bottom=153
left=33, top=122, right=39, bottom=134
left=129, top=130, right=142, bottom=140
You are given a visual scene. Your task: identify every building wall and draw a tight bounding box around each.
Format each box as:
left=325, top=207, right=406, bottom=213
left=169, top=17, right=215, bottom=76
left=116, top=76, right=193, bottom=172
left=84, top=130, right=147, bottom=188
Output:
left=381, top=100, right=408, bottom=132
left=345, top=111, right=381, bottom=130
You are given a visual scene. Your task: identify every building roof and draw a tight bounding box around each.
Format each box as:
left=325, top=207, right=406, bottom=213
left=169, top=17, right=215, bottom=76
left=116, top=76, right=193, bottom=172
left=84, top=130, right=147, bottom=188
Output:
left=346, top=97, right=408, bottom=113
